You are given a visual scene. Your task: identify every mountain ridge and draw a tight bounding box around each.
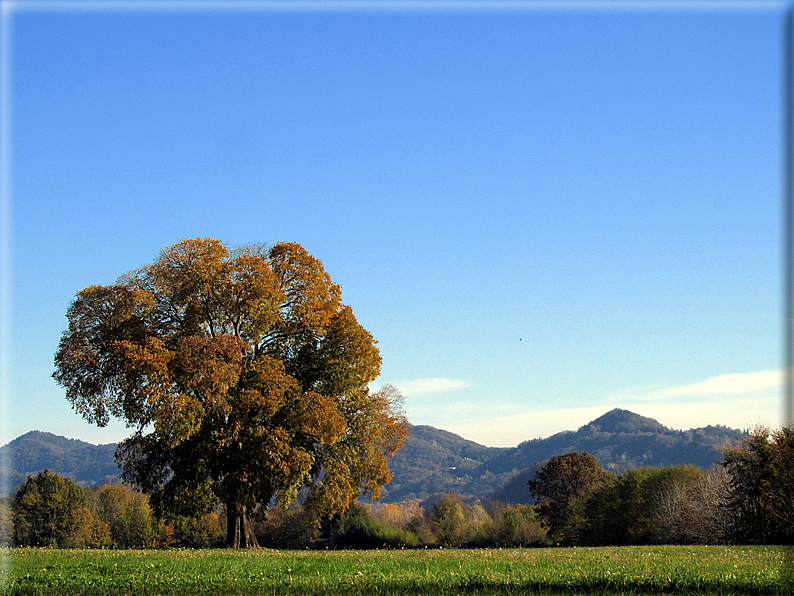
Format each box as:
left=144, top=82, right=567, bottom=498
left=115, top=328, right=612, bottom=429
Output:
left=382, top=409, right=745, bottom=504
left=1, top=409, right=746, bottom=502
left=0, top=430, right=120, bottom=494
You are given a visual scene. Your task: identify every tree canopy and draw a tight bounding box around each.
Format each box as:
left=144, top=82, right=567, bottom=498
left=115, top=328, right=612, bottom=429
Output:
left=527, top=451, right=606, bottom=540
left=53, top=238, right=407, bottom=547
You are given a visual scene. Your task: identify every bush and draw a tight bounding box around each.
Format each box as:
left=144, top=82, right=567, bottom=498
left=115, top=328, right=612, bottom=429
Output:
left=404, top=508, right=437, bottom=546
left=652, top=466, right=730, bottom=544
left=255, top=503, right=319, bottom=549
left=480, top=503, right=546, bottom=547
left=0, top=495, right=14, bottom=546
left=366, top=500, right=424, bottom=529
left=576, top=465, right=723, bottom=546
left=67, top=506, right=113, bottom=548
left=332, top=503, right=419, bottom=549
left=722, top=425, right=794, bottom=544
left=172, top=512, right=225, bottom=548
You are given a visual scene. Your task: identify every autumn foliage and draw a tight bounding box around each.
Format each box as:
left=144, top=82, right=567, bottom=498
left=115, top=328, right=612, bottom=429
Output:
left=53, top=238, right=407, bottom=547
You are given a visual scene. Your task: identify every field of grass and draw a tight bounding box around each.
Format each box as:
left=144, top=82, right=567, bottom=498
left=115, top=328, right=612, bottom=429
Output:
left=1, top=545, right=791, bottom=595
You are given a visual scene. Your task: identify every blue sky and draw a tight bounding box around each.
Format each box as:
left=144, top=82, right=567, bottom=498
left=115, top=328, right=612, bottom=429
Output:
left=1, top=1, right=786, bottom=448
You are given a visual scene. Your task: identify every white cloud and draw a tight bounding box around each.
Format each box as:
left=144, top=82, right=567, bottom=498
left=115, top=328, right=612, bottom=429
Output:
left=385, top=378, right=471, bottom=397
left=446, top=404, right=612, bottom=448
left=616, top=369, right=781, bottom=403
left=625, top=397, right=777, bottom=432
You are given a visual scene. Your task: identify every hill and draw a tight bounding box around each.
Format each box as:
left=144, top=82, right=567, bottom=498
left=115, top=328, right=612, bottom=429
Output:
left=381, top=409, right=746, bottom=504
left=1, top=409, right=746, bottom=502
left=0, top=431, right=120, bottom=495
left=376, top=425, right=512, bottom=505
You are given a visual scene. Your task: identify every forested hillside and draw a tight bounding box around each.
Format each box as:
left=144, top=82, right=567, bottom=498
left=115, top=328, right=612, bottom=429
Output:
left=0, top=431, right=119, bottom=494
left=383, top=409, right=745, bottom=504
left=377, top=426, right=511, bottom=504
left=1, top=410, right=746, bottom=503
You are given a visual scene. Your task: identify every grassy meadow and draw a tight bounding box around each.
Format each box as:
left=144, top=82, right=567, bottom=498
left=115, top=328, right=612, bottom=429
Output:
left=1, top=545, right=792, bottom=595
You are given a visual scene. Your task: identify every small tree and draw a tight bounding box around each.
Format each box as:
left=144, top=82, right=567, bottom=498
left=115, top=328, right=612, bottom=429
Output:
left=330, top=502, right=419, bottom=549
left=171, top=511, right=224, bottom=548
left=91, top=483, right=156, bottom=548
left=13, top=470, right=87, bottom=547
left=483, top=502, right=546, bottom=547
left=528, top=452, right=606, bottom=541
left=68, top=504, right=113, bottom=549
left=255, top=502, right=319, bottom=549
left=430, top=493, right=467, bottom=547
left=367, top=500, right=424, bottom=530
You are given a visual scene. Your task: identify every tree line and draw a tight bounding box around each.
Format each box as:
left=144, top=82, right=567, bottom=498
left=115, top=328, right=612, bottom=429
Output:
left=2, top=470, right=223, bottom=548
left=2, top=424, right=791, bottom=549
left=528, top=425, right=794, bottom=546
left=0, top=470, right=545, bottom=549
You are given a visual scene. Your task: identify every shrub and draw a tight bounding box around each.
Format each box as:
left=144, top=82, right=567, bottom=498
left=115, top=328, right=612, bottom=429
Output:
left=721, top=425, right=794, bottom=544
left=366, top=500, right=424, bottom=529
left=67, top=506, right=113, bottom=548
left=0, top=495, right=14, bottom=546
left=579, top=465, right=723, bottom=546
left=481, top=503, right=546, bottom=547
left=255, top=504, right=319, bottom=549
left=332, top=503, right=419, bottom=549
left=652, top=466, right=731, bottom=544
left=172, top=512, right=225, bottom=548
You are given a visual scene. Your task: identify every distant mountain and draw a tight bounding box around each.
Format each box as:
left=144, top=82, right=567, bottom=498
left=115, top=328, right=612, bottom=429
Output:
left=1, top=410, right=747, bottom=503
left=0, top=431, right=120, bottom=495
left=382, top=409, right=746, bottom=505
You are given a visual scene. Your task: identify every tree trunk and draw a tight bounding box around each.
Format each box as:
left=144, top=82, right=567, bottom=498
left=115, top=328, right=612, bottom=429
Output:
left=225, top=501, right=259, bottom=548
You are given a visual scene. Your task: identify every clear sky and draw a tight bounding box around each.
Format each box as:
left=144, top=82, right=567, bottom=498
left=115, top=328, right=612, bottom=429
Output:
left=0, top=1, right=787, bottom=448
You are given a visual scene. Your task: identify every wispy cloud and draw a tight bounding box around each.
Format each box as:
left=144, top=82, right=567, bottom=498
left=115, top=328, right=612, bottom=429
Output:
left=447, top=405, right=613, bottom=448
left=613, top=369, right=781, bottom=403
left=385, top=378, right=471, bottom=397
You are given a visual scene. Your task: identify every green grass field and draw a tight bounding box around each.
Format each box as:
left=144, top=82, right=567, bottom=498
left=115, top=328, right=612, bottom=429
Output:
left=1, top=545, right=791, bottom=595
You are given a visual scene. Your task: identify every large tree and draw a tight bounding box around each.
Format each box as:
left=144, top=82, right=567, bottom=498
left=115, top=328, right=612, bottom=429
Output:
left=53, top=238, right=407, bottom=547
